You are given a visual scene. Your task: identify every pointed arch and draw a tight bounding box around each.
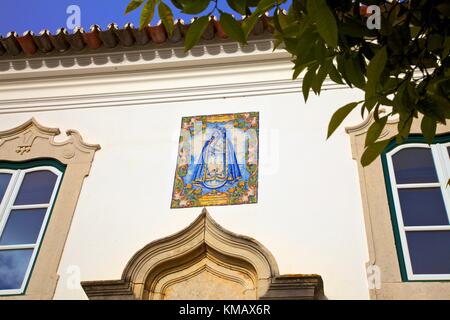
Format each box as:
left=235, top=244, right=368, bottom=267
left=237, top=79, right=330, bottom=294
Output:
left=82, top=209, right=324, bottom=300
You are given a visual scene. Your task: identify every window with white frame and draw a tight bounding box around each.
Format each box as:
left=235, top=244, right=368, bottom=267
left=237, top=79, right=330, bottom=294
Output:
left=0, top=163, right=63, bottom=295
left=384, top=139, right=450, bottom=281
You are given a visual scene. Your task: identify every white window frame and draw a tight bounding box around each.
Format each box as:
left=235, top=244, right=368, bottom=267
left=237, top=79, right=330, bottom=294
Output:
left=0, top=166, right=62, bottom=295
left=386, top=142, right=450, bottom=281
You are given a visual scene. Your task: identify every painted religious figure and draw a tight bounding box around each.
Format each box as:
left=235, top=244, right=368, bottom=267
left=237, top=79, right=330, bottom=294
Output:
left=171, top=112, right=259, bottom=208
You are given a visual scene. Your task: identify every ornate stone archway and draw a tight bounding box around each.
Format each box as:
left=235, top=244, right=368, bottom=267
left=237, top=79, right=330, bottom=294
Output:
left=82, top=209, right=324, bottom=300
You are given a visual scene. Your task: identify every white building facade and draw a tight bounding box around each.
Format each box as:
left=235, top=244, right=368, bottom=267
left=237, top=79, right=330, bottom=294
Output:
left=0, top=21, right=449, bottom=300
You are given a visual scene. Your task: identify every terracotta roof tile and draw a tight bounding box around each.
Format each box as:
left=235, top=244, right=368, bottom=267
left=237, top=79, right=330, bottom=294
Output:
left=16, top=31, right=38, bottom=55
left=0, top=40, right=5, bottom=55
left=147, top=23, right=167, bottom=44
left=52, top=28, right=71, bottom=51
left=82, top=25, right=102, bottom=49
left=0, top=15, right=273, bottom=59
left=213, top=19, right=227, bottom=39
left=2, top=32, right=22, bottom=56
left=114, top=23, right=135, bottom=46
left=67, top=28, right=86, bottom=50
left=34, top=30, right=54, bottom=53
left=201, top=18, right=216, bottom=40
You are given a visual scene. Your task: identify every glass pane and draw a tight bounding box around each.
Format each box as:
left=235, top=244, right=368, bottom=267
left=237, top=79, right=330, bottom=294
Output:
left=398, top=188, right=449, bottom=226
left=0, top=209, right=46, bottom=245
left=392, top=148, right=438, bottom=184
left=14, top=170, right=58, bottom=205
left=0, top=249, right=33, bottom=290
left=0, top=173, right=12, bottom=205
left=406, top=231, right=450, bottom=275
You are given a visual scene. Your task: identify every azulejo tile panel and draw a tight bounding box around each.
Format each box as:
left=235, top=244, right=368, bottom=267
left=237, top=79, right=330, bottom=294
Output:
left=171, top=112, right=259, bottom=208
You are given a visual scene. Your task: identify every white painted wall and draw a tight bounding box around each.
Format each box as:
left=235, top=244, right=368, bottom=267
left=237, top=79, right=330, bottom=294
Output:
left=0, top=47, right=370, bottom=300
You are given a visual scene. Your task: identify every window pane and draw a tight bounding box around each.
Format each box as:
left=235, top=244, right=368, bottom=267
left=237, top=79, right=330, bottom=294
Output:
left=14, top=171, right=58, bottom=205
left=398, top=188, right=449, bottom=226
left=406, top=231, right=450, bottom=275
left=0, top=249, right=33, bottom=290
left=0, top=173, right=12, bottom=205
left=392, top=148, right=438, bottom=184
left=0, top=209, right=46, bottom=245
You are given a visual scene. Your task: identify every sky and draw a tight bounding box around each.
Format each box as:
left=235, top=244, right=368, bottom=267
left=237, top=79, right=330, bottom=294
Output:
left=0, top=0, right=291, bottom=36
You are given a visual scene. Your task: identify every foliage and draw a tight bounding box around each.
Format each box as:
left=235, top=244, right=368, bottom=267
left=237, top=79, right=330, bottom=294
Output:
left=126, top=0, right=450, bottom=166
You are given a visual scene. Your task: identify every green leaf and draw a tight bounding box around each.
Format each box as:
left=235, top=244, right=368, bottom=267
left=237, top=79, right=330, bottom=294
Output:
left=436, top=3, right=450, bottom=16
left=292, top=64, right=302, bottom=80
left=302, top=64, right=319, bottom=101
left=344, top=54, right=366, bottom=89
left=312, top=60, right=331, bottom=94
left=180, top=0, right=210, bottom=14
left=242, top=0, right=277, bottom=37
left=421, top=115, right=437, bottom=144
left=220, top=12, right=246, bottom=43
left=227, top=0, right=246, bottom=15
left=184, top=16, right=210, bottom=51
left=273, top=8, right=283, bottom=33
left=126, top=0, right=144, bottom=14
left=307, top=0, right=338, bottom=48
left=362, top=96, right=380, bottom=114
left=284, top=37, right=299, bottom=54
left=365, top=46, right=387, bottom=99
left=365, top=116, right=388, bottom=147
left=443, top=36, right=450, bottom=57
left=314, top=39, right=327, bottom=65
left=378, top=95, right=394, bottom=107
left=292, top=33, right=318, bottom=72
left=336, top=54, right=352, bottom=87
left=328, top=63, right=344, bottom=85
left=255, top=0, right=278, bottom=15
left=294, top=30, right=318, bottom=55
left=171, top=0, right=184, bottom=10
left=242, top=12, right=260, bottom=38
left=140, top=0, right=157, bottom=29
left=273, top=36, right=283, bottom=50
left=361, top=139, right=392, bottom=167
left=277, top=6, right=290, bottom=28
left=427, top=34, right=443, bottom=51
left=397, top=113, right=413, bottom=143
left=158, top=2, right=174, bottom=37
left=327, top=101, right=360, bottom=139
left=246, top=0, right=260, bottom=7
left=429, top=94, right=450, bottom=116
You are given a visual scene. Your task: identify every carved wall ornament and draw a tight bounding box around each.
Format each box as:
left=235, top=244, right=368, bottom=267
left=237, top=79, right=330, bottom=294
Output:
left=0, top=118, right=100, bottom=165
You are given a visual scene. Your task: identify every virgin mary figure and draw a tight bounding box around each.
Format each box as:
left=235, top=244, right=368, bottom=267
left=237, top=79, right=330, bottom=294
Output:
left=192, top=127, right=242, bottom=189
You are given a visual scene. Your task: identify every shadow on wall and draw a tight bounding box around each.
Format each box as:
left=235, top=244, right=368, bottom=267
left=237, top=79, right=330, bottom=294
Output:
left=0, top=39, right=274, bottom=73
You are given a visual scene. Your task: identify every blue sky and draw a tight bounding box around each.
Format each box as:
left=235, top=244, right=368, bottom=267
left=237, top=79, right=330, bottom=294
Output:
left=0, top=1, right=290, bottom=36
